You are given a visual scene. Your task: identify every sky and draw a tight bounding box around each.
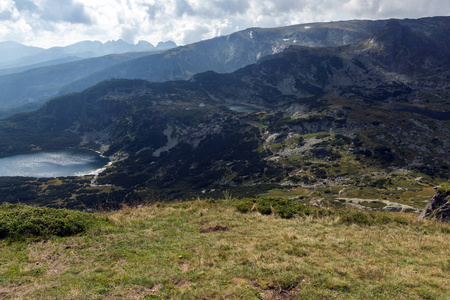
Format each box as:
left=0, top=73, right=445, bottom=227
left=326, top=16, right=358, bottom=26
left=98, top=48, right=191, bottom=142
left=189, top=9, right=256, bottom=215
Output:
left=0, top=0, right=449, bottom=48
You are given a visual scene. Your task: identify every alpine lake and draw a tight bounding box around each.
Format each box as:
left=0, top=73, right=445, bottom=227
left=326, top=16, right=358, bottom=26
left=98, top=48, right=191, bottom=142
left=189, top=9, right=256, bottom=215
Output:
left=225, top=104, right=260, bottom=113
left=0, top=149, right=109, bottom=178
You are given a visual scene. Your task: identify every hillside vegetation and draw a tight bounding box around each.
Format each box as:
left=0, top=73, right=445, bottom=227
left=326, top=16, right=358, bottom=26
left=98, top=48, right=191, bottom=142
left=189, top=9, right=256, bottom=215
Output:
left=0, top=199, right=449, bottom=299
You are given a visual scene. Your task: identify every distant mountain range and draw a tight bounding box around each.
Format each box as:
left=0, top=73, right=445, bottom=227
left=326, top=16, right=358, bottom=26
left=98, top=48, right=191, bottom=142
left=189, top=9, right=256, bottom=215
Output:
left=0, top=40, right=176, bottom=116
left=0, top=39, right=177, bottom=70
left=2, top=16, right=450, bottom=119
left=0, top=17, right=449, bottom=207
left=0, top=18, right=417, bottom=117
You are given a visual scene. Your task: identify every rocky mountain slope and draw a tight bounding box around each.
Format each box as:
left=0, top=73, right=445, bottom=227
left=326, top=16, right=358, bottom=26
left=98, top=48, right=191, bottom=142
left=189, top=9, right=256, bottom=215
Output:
left=420, top=183, right=450, bottom=221
left=0, top=18, right=429, bottom=117
left=0, top=18, right=449, bottom=208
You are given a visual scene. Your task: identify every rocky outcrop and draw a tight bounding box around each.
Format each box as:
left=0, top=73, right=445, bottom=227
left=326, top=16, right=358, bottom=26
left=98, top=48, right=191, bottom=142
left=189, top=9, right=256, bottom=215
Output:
left=419, top=186, right=450, bottom=222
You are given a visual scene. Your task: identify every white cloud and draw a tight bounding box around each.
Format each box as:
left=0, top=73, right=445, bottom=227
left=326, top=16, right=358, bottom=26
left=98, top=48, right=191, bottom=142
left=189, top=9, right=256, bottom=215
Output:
left=39, top=0, right=92, bottom=24
left=1, top=0, right=449, bottom=48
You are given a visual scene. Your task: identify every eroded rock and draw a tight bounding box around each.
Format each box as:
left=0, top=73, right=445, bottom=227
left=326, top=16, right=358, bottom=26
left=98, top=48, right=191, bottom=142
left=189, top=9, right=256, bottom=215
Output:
left=419, top=186, right=450, bottom=222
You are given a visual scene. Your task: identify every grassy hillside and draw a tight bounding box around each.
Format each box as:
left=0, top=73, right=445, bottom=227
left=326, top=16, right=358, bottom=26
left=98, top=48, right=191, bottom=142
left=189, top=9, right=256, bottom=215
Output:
left=1, top=200, right=449, bottom=299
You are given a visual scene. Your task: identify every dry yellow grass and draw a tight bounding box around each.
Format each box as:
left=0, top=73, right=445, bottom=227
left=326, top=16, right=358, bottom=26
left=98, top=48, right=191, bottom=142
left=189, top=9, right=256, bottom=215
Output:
left=0, top=200, right=449, bottom=299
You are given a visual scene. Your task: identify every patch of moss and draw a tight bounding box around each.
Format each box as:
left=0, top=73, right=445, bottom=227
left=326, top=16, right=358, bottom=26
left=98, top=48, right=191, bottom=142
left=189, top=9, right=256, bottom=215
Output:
left=359, top=201, right=387, bottom=209
left=438, top=182, right=450, bottom=194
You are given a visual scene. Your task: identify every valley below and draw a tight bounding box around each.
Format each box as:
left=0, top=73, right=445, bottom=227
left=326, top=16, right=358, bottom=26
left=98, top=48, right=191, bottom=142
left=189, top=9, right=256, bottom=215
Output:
left=0, top=16, right=450, bottom=300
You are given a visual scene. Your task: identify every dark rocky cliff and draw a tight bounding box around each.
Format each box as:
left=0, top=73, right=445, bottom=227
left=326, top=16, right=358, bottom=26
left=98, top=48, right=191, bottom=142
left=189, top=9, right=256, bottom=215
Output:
left=419, top=185, right=450, bottom=222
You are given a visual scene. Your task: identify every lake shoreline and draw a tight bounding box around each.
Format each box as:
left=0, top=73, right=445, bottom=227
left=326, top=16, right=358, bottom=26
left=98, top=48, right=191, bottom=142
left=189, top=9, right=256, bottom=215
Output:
left=0, top=149, right=109, bottom=178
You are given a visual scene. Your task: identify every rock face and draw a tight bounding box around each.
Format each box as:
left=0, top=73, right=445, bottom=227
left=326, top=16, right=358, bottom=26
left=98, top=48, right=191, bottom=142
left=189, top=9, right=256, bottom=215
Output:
left=419, top=187, right=450, bottom=222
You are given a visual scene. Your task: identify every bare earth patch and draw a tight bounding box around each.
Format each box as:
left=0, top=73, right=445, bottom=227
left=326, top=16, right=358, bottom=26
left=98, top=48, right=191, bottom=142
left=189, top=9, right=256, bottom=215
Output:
left=200, top=225, right=230, bottom=233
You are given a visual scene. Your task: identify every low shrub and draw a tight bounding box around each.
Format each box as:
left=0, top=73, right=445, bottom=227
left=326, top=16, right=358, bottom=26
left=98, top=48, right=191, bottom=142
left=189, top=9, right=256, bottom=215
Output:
left=258, top=201, right=272, bottom=215
left=298, top=204, right=333, bottom=217
left=339, top=210, right=373, bottom=225
left=235, top=197, right=328, bottom=219
left=235, top=197, right=417, bottom=225
left=235, top=200, right=253, bottom=213
left=0, top=203, right=95, bottom=240
left=252, top=197, right=296, bottom=218
left=338, top=210, right=409, bottom=226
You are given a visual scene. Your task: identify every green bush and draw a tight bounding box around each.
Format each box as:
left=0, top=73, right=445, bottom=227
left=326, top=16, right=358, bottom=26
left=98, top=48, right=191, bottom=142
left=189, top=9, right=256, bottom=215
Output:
left=236, top=197, right=300, bottom=219
left=257, top=201, right=272, bottom=215
left=235, top=200, right=253, bottom=213
left=0, top=203, right=95, bottom=240
left=236, top=197, right=335, bottom=219
left=277, top=206, right=296, bottom=219
left=298, top=204, right=332, bottom=218
left=264, top=197, right=299, bottom=219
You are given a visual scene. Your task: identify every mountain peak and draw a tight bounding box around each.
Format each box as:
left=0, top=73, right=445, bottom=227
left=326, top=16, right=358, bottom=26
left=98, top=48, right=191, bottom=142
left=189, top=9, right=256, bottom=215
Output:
left=361, top=20, right=449, bottom=72
left=156, top=41, right=177, bottom=50
left=372, top=20, right=419, bottom=49
left=137, top=40, right=154, bottom=46
left=105, top=39, right=129, bottom=45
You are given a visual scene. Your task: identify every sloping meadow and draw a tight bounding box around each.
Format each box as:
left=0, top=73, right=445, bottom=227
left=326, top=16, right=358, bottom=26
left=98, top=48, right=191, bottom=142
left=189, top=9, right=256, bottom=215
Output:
left=0, top=199, right=449, bottom=299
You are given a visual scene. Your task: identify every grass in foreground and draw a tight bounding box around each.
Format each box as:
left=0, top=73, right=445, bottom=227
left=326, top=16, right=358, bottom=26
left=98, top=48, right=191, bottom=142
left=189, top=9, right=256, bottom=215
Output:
left=0, top=200, right=449, bottom=299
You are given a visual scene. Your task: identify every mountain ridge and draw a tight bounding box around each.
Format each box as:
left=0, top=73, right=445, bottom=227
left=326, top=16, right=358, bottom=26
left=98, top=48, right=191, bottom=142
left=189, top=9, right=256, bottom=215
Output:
left=0, top=39, right=177, bottom=70
left=1, top=17, right=439, bottom=117
left=0, top=18, right=449, bottom=207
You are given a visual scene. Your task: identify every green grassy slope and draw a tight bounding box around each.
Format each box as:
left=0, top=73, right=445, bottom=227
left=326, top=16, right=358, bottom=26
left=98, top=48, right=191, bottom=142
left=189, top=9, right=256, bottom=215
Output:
left=0, top=200, right=449, bottom=299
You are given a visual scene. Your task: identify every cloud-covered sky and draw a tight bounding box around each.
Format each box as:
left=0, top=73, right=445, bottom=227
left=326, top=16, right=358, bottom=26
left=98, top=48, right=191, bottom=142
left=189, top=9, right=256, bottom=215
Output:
left=0, top=0, right=449, bottom=48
